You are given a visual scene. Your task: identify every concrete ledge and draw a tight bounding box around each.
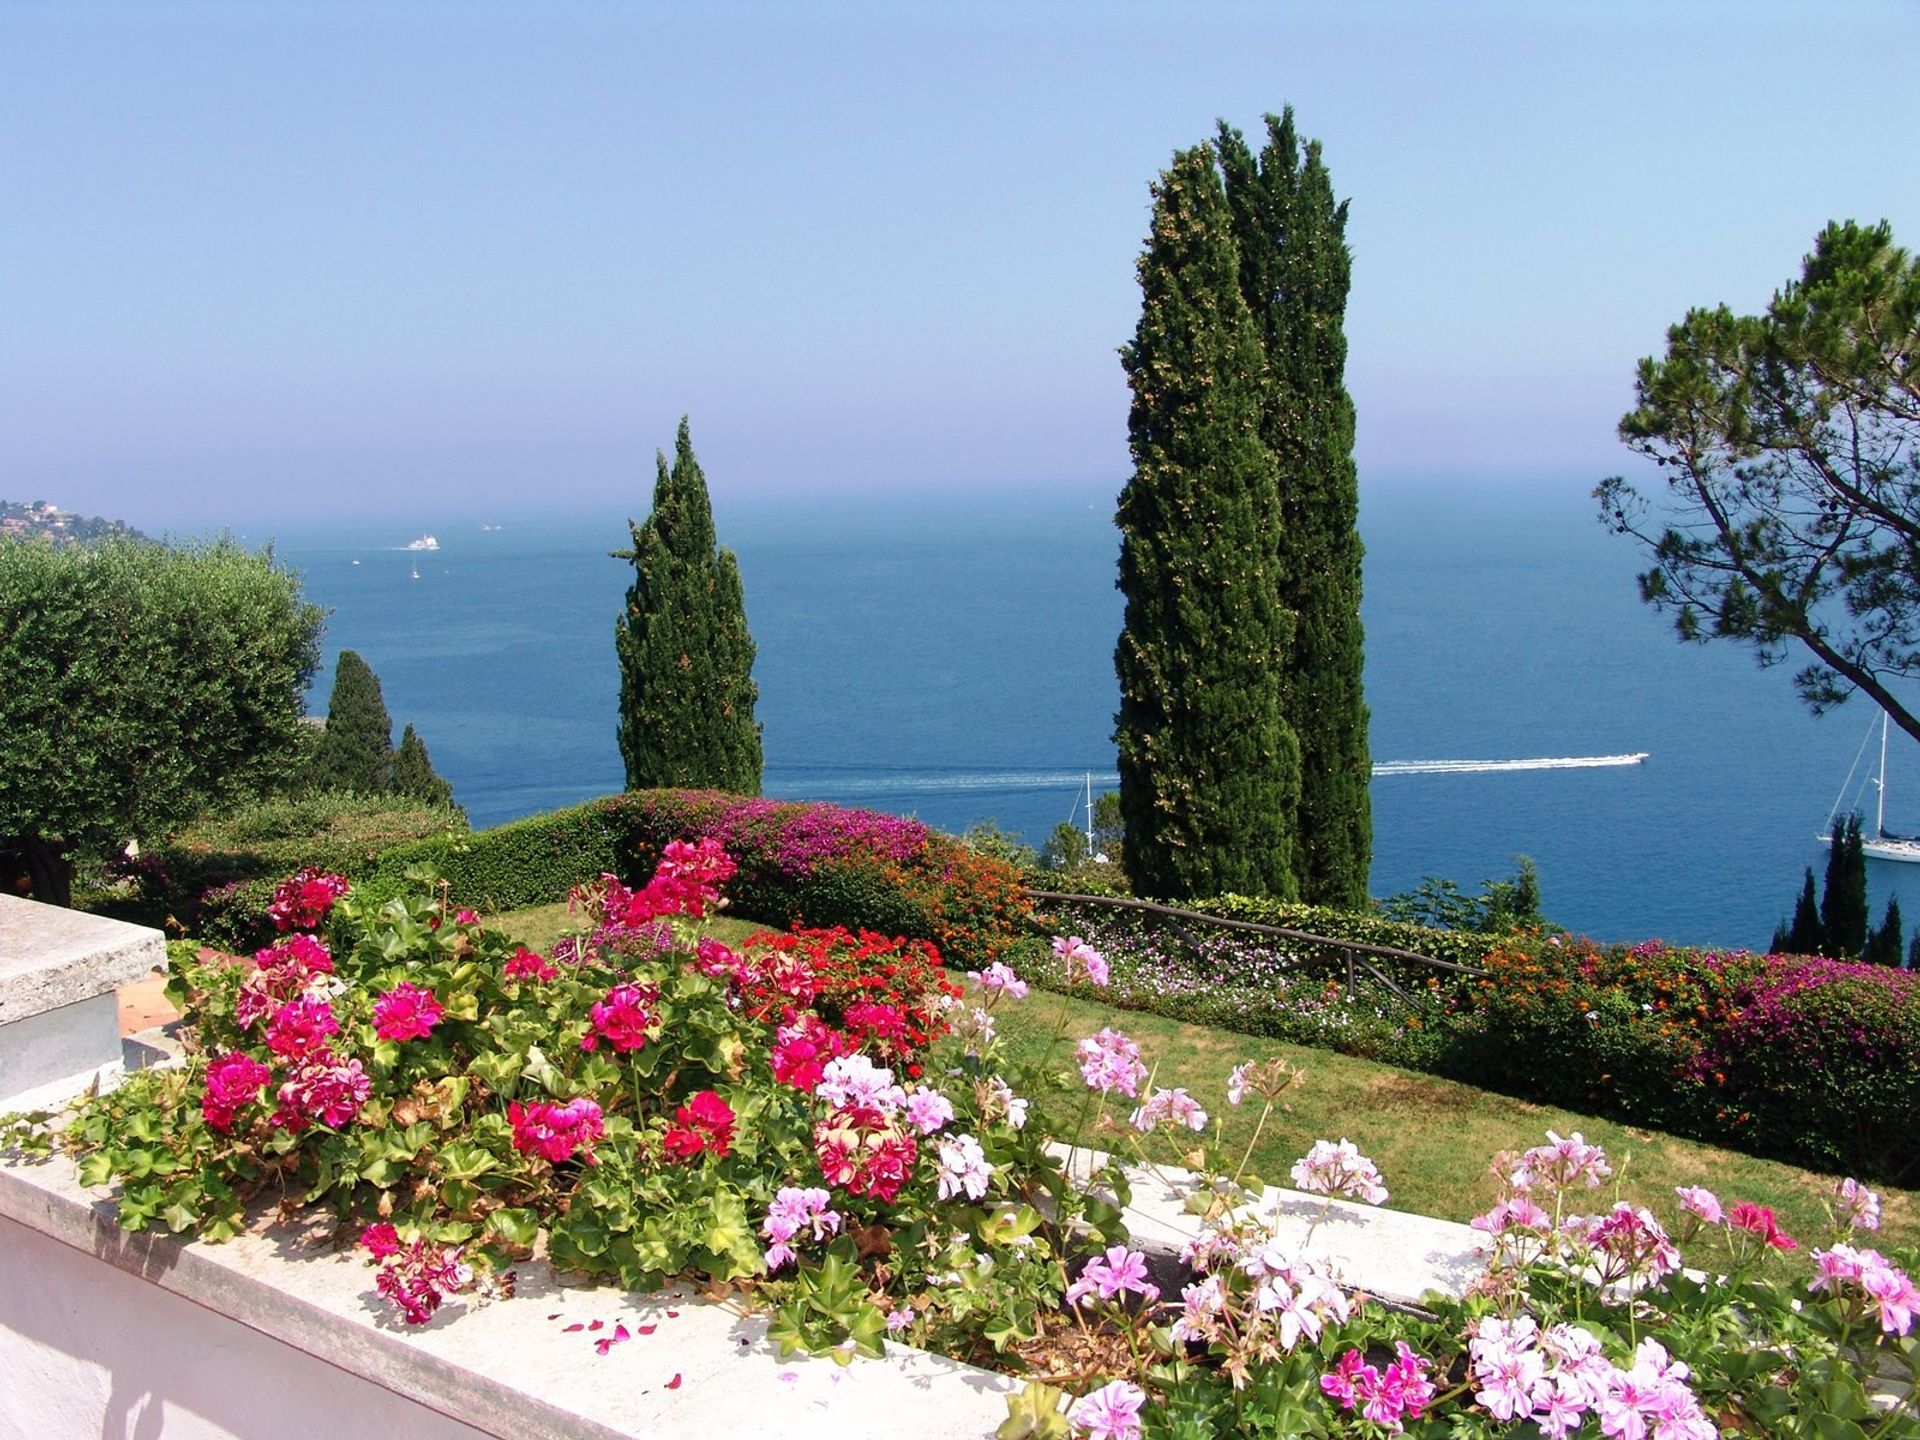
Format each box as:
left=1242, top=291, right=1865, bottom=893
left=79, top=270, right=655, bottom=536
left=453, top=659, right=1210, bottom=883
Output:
left=1058, top=1146, right=1487, bottom=1308
left=0, top=897, right=167, bottom=1107
left=0, top=896, right=167, bottom=1019
left=0, top=1140, right=1017, bottom=1440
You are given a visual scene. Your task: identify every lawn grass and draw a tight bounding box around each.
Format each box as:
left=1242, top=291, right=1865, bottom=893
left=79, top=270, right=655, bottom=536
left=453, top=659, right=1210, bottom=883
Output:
left=483, top=901, right=1916, bottom=1267
left=992, top=984, right=1918, bottom=1268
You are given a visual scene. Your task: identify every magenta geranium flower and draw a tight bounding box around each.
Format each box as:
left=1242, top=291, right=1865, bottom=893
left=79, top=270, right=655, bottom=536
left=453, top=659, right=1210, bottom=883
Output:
left=264, top=997, right=340, bottom=1061
left=509, top=1097, right=606, bottom=1164
left=372, top=982, right=443, bottom=1043
left=267, top=867, right=350, bottom=932
left=581, top=982, right=656, bottom=1053
left=503, top=946, right=557, bottom=983
left=201, top=1052, right=271, bottom=1133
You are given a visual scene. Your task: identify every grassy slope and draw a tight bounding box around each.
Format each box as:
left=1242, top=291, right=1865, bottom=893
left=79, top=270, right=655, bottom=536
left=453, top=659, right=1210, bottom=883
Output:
left=485, top=902, right=1915, bottom=1263
left=994, top=985, right=1918, bottom=1266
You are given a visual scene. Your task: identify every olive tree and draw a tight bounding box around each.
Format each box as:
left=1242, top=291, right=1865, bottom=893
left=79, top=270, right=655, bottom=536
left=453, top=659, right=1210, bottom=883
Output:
left=0, top=536, right=322, bottom=905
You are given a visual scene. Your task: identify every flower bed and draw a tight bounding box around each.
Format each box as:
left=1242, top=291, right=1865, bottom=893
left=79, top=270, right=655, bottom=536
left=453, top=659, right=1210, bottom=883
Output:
left=17, top=855, right=1919, bottom=1438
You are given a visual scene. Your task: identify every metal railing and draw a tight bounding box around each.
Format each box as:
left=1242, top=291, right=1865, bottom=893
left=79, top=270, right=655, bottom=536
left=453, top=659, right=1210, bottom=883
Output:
left=1026, top=889, right=1491, bottom=1008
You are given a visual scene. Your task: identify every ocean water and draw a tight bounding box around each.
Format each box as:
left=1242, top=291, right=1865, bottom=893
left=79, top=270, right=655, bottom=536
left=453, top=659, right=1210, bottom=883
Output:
left=262, top=482, right=1920, bottom=952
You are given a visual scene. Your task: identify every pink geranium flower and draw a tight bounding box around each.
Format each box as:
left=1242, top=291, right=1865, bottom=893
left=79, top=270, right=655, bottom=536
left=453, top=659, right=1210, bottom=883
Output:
left=1053, top=935, right=1110, bottom=986
left=264, top=997, right=340, bottom=1061
left=1075, top=1028, right=1147, bottom=1097
left=581, top=982, right=656, bottom=1053
left=1068, top=1380, right=1144, bottom=1440
left=504, top=946, right=557, bottom=983
left=372, top=983, right=443, bottom=1043
left=201, top=1052, right=271, bottom=1133
left=1728, top=1201, right=1798, bottom=1251
left=1066, top=1245, right=1160, bottom=1308
left=509, top=1097, right=606, bottom=1164
left=662, top=1090, right=736, bottom=1163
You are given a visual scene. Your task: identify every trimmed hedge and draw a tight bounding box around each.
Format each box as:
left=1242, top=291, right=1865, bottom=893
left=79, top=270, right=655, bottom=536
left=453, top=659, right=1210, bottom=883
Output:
left=158, top=789, right=1035, bottom=971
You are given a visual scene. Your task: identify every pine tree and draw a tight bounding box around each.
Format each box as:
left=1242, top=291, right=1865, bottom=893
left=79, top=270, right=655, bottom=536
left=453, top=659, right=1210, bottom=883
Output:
left=392, top=723, right=455, bottom=809
left=1776, top=866, right=1824, bottom=954
left=613, top=417, right=763, bottom=794
left=1866, top=895, right=1904, bottom=966
left=1115, top=144, right=1299, bottom=900
left=1216, top=111, right=1371, bottom=908
left=1820, top=813, right=1869, bottom=958
left=313, top=650, right=394, bottom=794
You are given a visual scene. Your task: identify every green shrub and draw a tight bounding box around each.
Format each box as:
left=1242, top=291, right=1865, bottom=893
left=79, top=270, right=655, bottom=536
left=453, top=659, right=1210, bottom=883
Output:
left=90, top=791, right=465, bottom=944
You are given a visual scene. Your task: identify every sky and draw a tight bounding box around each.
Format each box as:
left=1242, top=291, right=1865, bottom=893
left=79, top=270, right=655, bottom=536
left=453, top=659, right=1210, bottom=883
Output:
left=4, top=1, right=1917, bottom=530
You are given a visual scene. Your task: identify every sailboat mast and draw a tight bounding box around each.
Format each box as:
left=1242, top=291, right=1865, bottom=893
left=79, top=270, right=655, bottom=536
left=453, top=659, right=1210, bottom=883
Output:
left=1084, top=773, right=1095, bottom=854
left=1880, top=713, right=1890, bottom=838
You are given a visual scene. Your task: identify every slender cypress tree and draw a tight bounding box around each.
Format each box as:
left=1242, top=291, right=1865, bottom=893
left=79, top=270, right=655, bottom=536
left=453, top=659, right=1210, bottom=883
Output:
left=1820, top=813, right=1869, bottom=958
left=1216, top=110, right=1371, bottom=908
left=1775, top=866, right=1824, bottom=954
left=1115, top=144, right=1299, bottom=900
left=1865, top=895, right=1904, bottom=967
left=392, top=723, right=455, bottom=809
left=313, top=650, right=394, bottom=794
left=613, top=418, right=763, bottom=794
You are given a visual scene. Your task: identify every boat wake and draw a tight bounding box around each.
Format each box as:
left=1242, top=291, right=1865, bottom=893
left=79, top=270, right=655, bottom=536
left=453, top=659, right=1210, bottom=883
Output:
left=1372, top=753, right=1650, bottom=776
left=763, top=754, right=1651, bottom=797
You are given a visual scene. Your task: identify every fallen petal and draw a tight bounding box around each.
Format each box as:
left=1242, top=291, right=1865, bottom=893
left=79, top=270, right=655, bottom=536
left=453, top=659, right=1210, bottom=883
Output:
left=588, top=1319, right=605, bottom=1332
left=637, top=1324, right=658, bottom=1335
left=563, top=1324, right=584, bottom=1333
left=665, top=1373, right=683, bottom=1390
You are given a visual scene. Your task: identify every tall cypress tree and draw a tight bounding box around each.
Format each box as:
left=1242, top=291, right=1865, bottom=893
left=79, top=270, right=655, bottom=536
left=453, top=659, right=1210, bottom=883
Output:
left=313, top=650, right=394, bottom=794
left=1820, top=813, right=1869, bottom=958
left=613, top=417, right=763, bottom=794
left=1866, top=895, right=1904, bottom=967
left=1115, top=144, right=1299, bottom=900
left=392, top=723, right=455, bottom=809
left=1216, top=110, right=1371, bottom=908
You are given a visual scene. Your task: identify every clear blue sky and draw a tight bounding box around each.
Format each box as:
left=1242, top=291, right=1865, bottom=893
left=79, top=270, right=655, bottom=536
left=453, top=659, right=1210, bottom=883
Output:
left=4, top=1, right=1915, bottom=529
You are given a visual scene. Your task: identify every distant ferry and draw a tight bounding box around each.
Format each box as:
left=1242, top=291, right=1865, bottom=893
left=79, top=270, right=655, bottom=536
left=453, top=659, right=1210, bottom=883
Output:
left=405, top=534, right=439, bottom=551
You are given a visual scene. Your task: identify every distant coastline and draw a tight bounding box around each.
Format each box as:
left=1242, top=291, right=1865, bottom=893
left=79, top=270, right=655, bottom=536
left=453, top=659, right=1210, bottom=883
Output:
left=0, top=499, right=147, bottom=545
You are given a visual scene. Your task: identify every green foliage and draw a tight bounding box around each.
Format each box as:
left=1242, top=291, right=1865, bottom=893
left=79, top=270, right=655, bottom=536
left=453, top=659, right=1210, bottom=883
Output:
left=1030, top=890, right=1920, bottom=1183
left=1116, top=142, right=1299, bottom=902
left=1377, top=856, right=1546, bottom=934
left=1215, top=111, right=1371, bottom=909
left=613, top=418, right=763, bottom=794
left=1869, top=895, right=1906, bottom=967
left=311, top=650, right=395, bottom=795
left=1038, top=821, right=1087, bottom=871
left=92, top=790, right=465, bottom=947
left=1775, top=866, right=1824, bottom=955
left=961, top=820, right=1039, bottom=871
left=1822, top=813, right=1870, bottom=958
left=0, top=535, right=322, bottom=905
left=1598, top=219, right=1920, bottom=739
left=392, top=724, right=455, bottom=810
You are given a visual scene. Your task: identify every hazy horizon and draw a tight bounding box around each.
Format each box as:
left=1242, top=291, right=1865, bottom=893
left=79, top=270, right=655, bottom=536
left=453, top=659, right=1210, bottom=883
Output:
left=6, top=1, right=1916, bottom=531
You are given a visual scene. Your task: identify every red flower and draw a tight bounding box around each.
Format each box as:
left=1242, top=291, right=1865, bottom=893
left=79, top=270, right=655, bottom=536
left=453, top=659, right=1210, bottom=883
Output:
left=1728, top=1202, right=1798, bottom=1250
left=267, top=868, right=350, bottom=931
left=662, top=1090, right=736, bottom=1163
left=504, top=946, right=558, bottom=983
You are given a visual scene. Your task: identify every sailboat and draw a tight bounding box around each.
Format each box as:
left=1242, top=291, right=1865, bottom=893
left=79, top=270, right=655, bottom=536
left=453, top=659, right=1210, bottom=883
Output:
left=1821, top=713, right=1920, bottom=863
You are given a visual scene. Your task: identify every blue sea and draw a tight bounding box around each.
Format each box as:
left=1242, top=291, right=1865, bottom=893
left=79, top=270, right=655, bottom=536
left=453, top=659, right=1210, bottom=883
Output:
left=256, top=481, right=1920, bottom=952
